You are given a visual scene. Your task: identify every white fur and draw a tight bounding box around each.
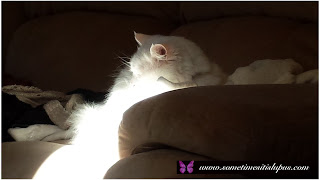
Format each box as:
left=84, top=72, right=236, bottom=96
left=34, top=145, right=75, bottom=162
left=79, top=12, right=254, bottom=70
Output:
left=64, top=34, right=226, bottom=166
left=129, top=35, right=226, bottom=85
left=8, top=33, right=317, bottom=177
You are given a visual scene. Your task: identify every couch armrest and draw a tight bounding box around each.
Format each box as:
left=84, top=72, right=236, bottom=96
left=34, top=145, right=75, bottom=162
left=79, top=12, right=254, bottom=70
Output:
left=105, top=149, right=244, bottom=178
left=119, top=84, right=317, bottom=163
left=2, top=142, right=64, bottom=179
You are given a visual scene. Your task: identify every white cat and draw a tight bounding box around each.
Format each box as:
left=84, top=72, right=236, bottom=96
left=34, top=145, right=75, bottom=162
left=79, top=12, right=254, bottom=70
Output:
left=40, top=33, right=227, bottom=163
left=8, top=33, right=317, bottom=177
left=9, top=33, right=317, bottom=146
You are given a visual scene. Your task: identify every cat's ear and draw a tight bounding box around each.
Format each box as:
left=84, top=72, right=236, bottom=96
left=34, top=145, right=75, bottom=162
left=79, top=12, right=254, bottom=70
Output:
left=150, top=44, right=167, bottom=60
left=134, top=32, right=151, bottom=46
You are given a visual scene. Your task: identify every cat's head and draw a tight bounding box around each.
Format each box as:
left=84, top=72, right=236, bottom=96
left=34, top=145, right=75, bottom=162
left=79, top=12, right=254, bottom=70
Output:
left=129, top=32, right=211, bottom=83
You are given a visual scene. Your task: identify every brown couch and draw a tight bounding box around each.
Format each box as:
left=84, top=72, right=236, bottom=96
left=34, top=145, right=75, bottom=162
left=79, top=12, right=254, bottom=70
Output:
left=2, top=2, right=318, bottom=179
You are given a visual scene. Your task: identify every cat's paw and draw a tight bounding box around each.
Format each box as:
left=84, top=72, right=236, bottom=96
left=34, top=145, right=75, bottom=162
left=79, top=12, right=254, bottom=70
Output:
left=157, top=76, right=173, bottom=87
left=296, top=69, right=318, bottom=84
left=157, top=76, right=197, bottom=89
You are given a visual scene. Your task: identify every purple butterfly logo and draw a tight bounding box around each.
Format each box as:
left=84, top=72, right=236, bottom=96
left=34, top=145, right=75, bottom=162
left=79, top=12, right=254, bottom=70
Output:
left=179, top=160, right=194, bottom=174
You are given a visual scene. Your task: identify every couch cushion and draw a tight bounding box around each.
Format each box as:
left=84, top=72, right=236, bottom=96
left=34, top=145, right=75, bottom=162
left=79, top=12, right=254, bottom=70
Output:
left=105, top=149, right=243, bottom=178
left=5, top=12, right=176, bottom=92
left=171, top=16, right=318, bottom=74
left=23, top=2, right=180, bottom=23
left=180, top=2, right=318, bottom=23
left=119, top=84, right=317, bottom=162
left=2, top=141, right=64, bottom=179
left=2, top=141, right=116, bottom=179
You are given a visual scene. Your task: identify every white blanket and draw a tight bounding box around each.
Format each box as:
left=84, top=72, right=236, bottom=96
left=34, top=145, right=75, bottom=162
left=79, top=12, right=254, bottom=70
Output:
left=226, top=59, right=318, bottom=85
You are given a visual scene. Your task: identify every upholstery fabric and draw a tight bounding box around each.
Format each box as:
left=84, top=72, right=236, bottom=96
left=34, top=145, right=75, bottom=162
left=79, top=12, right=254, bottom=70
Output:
left=5, top=13, right=317, bottom=92
left=2, top=2, right=318, bottom=179
left=180, top=2, right=317, bottom=23
left=5, top=12, right=175, bottom=92
left=23, top=2, right=180, bottom=23
left=119, top=84, right=317, bottom=161
left=172, top=16, right=317, bottom=74
left=2, top=141, right=64, bottom=179
left=105, top=149, right=243, bottom=178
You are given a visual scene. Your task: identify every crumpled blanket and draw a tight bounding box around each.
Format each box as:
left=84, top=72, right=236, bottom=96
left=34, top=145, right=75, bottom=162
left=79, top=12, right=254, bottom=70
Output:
left=226, top=59, right=318, bottom=85
left=2, top=85, right=71, bottom=108
left=3, top=85, right=85, bottom=141
left=4, top=59, right=318, bottom=142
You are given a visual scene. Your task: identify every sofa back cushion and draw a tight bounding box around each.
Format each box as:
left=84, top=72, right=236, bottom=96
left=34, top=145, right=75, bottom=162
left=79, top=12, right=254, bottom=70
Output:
left=172, top=16, right=318, bottom=74
left=4, top=2, right=318, bottom=92
left=5, top=12, right=176, bottom=92
left=180, top=2, right=318, bottom=23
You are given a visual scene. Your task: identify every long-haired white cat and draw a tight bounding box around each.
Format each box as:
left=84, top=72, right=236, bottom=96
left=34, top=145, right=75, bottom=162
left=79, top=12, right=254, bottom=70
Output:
left=67, top=33, right=226, bottom=141
left=9, top=33, right=317, bottom=178
left=73, top=34, right=225, bottom=140
left=36, top=33, right=227, bottom=170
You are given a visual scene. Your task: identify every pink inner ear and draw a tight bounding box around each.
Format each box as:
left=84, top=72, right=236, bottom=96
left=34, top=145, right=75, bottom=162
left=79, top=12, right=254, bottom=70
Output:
left=159, top=47, right=166, bottom=55
left=150, top=44, right=167, bottom=58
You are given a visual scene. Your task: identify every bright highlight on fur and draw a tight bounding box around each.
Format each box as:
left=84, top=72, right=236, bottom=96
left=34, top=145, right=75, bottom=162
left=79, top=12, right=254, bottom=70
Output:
left=68, top=32, right=226, bottom=152
left=21, top=32, right=318, bottom=179
left=33, top=32, right=226, bottom=178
